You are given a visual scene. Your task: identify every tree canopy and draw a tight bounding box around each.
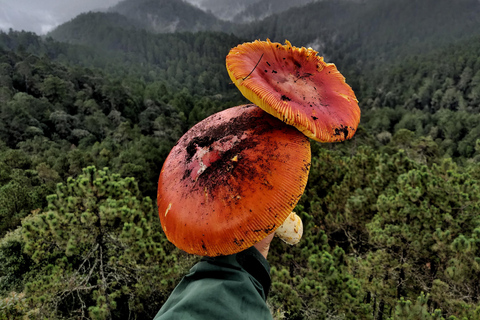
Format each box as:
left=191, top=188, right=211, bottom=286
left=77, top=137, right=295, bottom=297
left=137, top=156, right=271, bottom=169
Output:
left=2, top=0, right=480, bottom=318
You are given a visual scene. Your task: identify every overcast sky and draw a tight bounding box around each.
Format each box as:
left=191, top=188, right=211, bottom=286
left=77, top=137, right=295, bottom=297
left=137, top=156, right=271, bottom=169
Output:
left=0, top=0, right=210, bottom=35
left=0, top=0, right=124, bottom=35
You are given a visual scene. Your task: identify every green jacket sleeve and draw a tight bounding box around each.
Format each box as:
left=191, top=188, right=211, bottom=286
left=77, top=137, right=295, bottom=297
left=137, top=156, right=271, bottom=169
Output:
left=153, top=247, right=274, bottom=320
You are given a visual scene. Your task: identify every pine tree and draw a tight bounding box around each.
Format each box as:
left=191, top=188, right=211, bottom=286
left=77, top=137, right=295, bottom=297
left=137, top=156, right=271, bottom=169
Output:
left=21, top=166, right=188, bottom=319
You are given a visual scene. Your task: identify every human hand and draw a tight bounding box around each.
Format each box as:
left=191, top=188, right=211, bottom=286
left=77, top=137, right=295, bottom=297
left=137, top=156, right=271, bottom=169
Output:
left=253, top=233, right=275, bottom=260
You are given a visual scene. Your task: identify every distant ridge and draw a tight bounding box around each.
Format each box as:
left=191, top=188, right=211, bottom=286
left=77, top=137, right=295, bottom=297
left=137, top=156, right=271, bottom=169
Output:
left=109, top=0, right=232, bottom=33
left=238, top=0, right=480, bottom=68
left=47, top=12, right=140, bottom=44
left=47, top=0, right=480, bottom=75
left=232, top=0, right=317, bottom=23
left=186, top=0, right=261, bottom=21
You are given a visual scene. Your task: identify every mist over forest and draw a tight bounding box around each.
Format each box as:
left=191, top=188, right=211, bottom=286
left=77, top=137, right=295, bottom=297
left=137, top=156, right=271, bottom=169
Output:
left=2, top=0, right=480, bottom=319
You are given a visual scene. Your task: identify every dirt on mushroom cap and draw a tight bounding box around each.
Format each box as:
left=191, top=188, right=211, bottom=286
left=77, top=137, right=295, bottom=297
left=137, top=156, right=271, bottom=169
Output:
left=157, top=104, right=311, bottom=256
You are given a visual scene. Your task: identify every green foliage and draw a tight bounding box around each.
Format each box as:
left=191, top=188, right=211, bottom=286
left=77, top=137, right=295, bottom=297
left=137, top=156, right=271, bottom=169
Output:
left=240, top=0, right=480, bottom=70
left=0, top=291, right=28, bottom=320
left=2, top=1, right=480, bottom=318
left=0, top=229, right=32, bottom=295
left=268, top=209, right=372, bottom=319
left=20, top=167, right=186, bottom=319
left=358, top=34, right=480, bottom=159
left=286, top=146, right=480, bottom=319
left=363, top=159, right=480, bottom=318
left=0, top=152, right=55, bottom=237
left=0, top=36, right=242, bottom=206
left=394, top=293, right=445, bottom=320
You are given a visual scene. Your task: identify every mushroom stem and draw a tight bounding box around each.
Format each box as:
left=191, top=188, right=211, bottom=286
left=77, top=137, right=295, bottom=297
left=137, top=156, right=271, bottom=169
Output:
left=274, top=212, right=303, bottom=245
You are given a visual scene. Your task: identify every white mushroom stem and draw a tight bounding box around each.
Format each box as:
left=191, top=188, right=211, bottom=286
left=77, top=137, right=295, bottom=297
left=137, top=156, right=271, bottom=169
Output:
left=274, top=212, right=303, bottom=245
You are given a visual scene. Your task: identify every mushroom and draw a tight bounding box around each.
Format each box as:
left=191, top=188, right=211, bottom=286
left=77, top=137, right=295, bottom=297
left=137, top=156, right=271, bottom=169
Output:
left=157, top=105, right=311, bottom=256
left=226, top=39, right=360, bottom=142
left=274, top=211, right=303, bottom=245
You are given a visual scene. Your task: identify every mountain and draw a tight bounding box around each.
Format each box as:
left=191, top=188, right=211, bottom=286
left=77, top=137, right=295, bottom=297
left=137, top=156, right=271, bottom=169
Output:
left=184, top=0, right=319, bottom=23
left=5, top=1, right=480, bottom=319
left=43, top=17, right=245, bottom=96
left=238, top=0, right=480, bottom=70
left=109, top=0, right=232, bottom=33
left=0, top=0, right=122, bottom=35
left=47, top=12, right=140, bottom=44
left=186, top=0, right=262, bottom=21
left=46, top=0, right=480, bottom=102
left=232, top=0, right=317, bottom=23
left=47, top=0, right=480, bottom=89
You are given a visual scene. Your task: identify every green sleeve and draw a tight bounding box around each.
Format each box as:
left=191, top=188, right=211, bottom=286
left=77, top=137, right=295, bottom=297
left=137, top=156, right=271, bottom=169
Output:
left=153, top=247, right=274, bottom=320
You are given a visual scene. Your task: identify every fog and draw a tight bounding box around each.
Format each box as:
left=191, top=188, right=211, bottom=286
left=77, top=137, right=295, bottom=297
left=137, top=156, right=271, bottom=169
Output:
left=0, top=0, right=123, bottom=34
left=0, top=0, right=258, bottom=35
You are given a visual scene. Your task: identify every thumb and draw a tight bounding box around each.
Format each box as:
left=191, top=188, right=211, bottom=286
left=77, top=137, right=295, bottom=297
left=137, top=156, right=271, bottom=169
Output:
left=253, top=233, right=275, bottom=259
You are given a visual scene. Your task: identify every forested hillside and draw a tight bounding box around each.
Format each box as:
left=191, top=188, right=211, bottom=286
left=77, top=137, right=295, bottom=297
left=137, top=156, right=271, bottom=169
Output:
left=239, top=0, right=480, bottom=68
left=8, top=27, right=243, bottom=96
left=187, top=0, right=260, bottom=21
left=2, top=0, right=480, bottom=319
left=110, top=0, right=232, bottom=33
left=0, top=40, right=244, bottom=230
left=231, top=0, right=317, bottom=23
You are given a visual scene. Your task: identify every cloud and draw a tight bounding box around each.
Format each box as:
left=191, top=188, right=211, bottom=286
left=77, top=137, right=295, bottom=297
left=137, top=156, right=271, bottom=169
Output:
left=0, top=1, right=46, bottom=33
left=0, top=0, right=123, bottom=34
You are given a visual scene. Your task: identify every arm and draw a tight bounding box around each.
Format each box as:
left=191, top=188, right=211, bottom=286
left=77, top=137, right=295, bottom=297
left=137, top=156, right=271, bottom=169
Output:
left=154, top=235, right=275, bottom=320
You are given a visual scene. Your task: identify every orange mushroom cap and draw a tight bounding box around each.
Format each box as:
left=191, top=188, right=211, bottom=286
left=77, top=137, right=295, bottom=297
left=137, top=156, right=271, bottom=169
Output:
left=226, top=39, right=360, bottom=142
left=157, top=104, right=311, bottom=257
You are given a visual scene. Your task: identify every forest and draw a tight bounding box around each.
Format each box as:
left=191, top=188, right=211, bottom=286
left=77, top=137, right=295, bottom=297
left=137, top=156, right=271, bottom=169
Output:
left=1, top=0, right=480, bottom=319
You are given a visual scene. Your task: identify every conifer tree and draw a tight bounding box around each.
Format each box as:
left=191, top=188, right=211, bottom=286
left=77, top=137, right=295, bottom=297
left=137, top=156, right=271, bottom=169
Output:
left=21, top=166, right=185, bottom=319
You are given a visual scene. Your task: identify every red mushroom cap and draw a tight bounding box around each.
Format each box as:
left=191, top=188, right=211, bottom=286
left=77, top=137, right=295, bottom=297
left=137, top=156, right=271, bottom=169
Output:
left=157, top=104, right=311, bottom=256
left=226, top=39, right=360, bottom=142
